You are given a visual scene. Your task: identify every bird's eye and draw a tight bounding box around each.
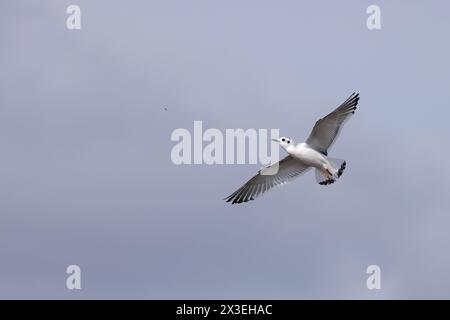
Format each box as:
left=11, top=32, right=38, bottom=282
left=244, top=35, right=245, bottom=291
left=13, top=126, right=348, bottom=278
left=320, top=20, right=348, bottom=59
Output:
left=282, top=138, right=285, bottom=141
left=287, top=140, right=290, bottom=144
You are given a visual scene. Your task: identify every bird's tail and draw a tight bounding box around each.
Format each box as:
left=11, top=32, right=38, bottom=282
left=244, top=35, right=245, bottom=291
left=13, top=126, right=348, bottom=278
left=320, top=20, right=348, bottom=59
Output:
left=315, top=158, right=346, bottom=185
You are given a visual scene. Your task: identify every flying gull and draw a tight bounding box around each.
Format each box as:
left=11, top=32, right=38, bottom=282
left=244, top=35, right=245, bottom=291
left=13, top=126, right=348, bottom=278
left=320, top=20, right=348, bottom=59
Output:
left=225, top=93, right=360, bottom=204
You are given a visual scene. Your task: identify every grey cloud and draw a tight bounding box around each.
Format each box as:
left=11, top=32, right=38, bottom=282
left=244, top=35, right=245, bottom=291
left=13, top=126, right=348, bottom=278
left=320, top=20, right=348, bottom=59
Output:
left=0, top=0, right=450, bottom=298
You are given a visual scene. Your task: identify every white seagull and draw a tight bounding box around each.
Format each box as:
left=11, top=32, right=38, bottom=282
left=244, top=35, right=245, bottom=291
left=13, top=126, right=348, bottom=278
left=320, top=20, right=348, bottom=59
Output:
left=225, top=92, right=360, bottom=204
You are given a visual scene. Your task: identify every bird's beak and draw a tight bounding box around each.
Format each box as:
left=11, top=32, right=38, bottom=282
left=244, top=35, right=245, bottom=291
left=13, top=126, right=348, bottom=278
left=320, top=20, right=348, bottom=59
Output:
left=272, top=138, right=279, bottom=142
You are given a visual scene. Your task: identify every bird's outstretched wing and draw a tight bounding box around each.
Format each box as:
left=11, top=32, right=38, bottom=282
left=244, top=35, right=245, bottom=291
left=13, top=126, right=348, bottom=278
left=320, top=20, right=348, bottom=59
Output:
left=306, top=93, right=360, bottom=155
left=224, top=156, right=310, bottom=204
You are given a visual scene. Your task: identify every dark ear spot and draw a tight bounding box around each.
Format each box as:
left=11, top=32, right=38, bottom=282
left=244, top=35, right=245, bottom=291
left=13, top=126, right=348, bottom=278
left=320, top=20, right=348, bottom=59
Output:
left=282, top=138, right=285, bottom=141
left=287, top=140, right=290, bottom=144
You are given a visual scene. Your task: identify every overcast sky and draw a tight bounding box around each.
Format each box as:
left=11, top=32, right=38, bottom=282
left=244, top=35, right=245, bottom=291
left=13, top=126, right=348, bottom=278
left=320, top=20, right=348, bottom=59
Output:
left=1, top=0, right=450, bottom=299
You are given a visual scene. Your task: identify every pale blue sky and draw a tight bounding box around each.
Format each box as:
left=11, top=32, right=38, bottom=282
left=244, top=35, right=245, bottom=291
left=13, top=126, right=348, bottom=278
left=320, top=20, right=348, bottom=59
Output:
left=1, top=0, right=449, bottom=299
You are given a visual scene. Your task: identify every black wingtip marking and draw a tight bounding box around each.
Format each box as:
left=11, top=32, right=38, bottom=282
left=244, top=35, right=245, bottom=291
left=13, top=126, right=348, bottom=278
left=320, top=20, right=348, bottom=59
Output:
left=226, top=193, right=254, bottom=204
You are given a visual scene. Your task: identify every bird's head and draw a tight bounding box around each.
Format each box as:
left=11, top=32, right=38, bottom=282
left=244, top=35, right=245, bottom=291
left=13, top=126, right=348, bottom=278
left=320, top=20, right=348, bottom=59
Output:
left=272, top=136, right=294, bottom=149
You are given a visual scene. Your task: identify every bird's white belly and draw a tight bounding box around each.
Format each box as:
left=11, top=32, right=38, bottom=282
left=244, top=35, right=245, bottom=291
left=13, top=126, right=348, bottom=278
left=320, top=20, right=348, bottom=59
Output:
left=290, top=144, right=327, bottom=169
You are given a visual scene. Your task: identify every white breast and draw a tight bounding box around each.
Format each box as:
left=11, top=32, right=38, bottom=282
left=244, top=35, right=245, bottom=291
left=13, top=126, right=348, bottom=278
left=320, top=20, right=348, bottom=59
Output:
left=289, top=143, right=327, bottom=169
